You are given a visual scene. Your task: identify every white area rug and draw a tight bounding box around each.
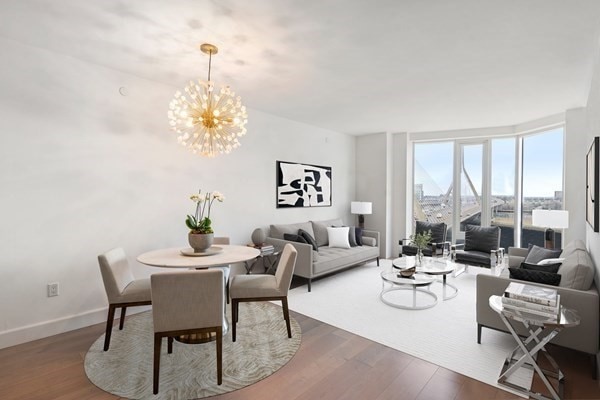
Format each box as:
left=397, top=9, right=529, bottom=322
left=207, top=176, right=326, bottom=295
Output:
left=287, top=259, right=528, bottom=396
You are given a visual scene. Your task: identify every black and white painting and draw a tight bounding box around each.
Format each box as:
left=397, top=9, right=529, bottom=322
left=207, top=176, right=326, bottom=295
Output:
left=587, top=137, right=599, bottom=232
left=276, top=161, right=332, bottom=208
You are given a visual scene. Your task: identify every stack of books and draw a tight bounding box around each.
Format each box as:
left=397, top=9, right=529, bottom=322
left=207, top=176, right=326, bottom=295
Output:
left=502, top=282, right=560, bottom=323
left=247, top=243, right=275, bottom=255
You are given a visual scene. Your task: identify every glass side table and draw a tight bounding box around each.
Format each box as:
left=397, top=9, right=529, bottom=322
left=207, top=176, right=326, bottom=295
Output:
left=489, top=295, right=580, bottom=400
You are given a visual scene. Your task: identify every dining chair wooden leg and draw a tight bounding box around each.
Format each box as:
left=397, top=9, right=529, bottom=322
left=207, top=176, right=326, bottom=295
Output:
left=226, top=282, right=230, bottom=304
left=281, top=297, right=292, bottom=338
left=119, top=307, right=127, bottom=330
left=216, top=327, right=223, bottom=385
left=167, top=337, right=173, bottom=354
left=103, top=304, right=116, bottom=351
left=232, top=299, right=238, bottom=342
left=153, top=333, right=162, bottom=395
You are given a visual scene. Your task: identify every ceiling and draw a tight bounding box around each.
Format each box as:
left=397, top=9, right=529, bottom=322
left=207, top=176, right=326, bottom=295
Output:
left=2, top=0, right=600, bottom=135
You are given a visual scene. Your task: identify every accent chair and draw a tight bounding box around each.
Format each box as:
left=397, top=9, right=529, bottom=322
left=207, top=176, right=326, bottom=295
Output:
left=229, top=243, right=297, bottom=342
left=98, top=247, right=152, bottom=351
left=150, top=269, right=224, bottom=394
left=400, top=221, right=449, bottom=257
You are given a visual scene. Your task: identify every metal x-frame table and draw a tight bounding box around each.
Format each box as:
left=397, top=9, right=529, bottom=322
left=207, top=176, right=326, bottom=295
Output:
left=489, top=295, right=580, bottom=400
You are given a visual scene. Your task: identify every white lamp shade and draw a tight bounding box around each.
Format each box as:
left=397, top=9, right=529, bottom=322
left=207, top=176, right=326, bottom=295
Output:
left=351, top=201, right=372, bottom=215
left=532, top=210, right=569, bottom=229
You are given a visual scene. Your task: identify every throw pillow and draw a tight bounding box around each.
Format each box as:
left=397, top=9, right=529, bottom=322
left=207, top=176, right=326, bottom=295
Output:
left=520, top=262, right=561, bottom=274
left=537, top=257, right=565, bottom=266
left=463, top=225, right=500, bottom=253
left=334, top=225, right=358, bottom=247
left=283, top=233, right=308, bottom=244
left=524, top=245, right=562, bottom=264
left=355, top=227, right=364, bottom=246
left=348, top=226, right=358, bottom=247
left=298, top=229, right=318, bottom=251
left=509, top=267, right=561, bottom=286
left=327, top=227, right=351, bottom=249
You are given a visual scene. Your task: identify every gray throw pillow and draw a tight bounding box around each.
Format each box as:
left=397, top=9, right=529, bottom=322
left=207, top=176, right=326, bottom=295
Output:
left=524, top=245, right=562, bottom=264
left=348, top=226, right=358, bottom=247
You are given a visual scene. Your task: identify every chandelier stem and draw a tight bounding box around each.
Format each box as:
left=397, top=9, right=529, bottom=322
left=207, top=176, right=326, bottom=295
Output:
left=207, top=50, right=212, bottom=82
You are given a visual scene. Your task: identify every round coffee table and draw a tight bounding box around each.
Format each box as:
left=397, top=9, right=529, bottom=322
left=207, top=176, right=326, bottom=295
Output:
left=380, top=271, right=437, bottom=310
left=392, top=257, right=458, bottom=300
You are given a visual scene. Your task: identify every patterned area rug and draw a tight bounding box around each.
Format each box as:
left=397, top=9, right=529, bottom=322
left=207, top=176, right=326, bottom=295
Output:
left=85, top=302, right=301, bottom=399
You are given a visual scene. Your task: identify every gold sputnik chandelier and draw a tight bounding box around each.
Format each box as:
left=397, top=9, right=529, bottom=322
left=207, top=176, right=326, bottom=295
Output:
left=168, top=43, right=248, bottom=157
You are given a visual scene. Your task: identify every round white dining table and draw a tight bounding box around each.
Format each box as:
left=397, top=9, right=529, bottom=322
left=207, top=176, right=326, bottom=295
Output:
left=136, top=245, right=260, bottom=268
left=137, top=245, right=260, bottom=343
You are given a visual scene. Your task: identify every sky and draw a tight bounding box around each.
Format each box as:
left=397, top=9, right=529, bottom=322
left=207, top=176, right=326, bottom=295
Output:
left=414, top=127, right=564, bottom=198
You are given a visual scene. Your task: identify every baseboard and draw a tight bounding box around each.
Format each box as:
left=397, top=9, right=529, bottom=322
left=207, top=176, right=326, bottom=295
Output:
left=0, top=305, right=151, bottom=349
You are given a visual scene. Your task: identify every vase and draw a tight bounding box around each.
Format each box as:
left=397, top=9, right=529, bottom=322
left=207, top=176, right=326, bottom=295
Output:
left=251, top=228, right=266, bottom=246
left=188, top=233, right=214, bottom=253
left=416, top=248, right=424, bottom=265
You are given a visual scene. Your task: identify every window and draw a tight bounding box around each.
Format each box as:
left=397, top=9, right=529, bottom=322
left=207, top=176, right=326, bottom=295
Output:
left=411, top=127, right=564, bottom=248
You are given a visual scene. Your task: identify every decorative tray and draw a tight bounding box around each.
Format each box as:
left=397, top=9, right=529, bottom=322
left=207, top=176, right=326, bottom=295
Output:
left=180, top=246, right=223, bottom=257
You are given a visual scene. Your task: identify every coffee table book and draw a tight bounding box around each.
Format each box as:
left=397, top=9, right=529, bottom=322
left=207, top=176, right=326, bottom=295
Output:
left=502, top=297, right=561, bottom=321
left=503, top=282, right=558, bottom=307
left=501, top=295, right=561, bottom=314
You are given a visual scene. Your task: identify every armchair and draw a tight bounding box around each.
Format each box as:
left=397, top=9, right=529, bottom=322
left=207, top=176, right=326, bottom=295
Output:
left=400, top=221, right=449, bottom=257
left=451, top=225, right=503, bottom=271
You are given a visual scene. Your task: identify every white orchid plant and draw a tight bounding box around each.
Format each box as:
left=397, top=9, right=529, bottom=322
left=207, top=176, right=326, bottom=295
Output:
left=186, top=190, right=225, bottom=234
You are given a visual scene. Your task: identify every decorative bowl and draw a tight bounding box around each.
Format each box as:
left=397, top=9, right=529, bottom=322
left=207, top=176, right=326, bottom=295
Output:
left=399, top=266, right=416, bottom=278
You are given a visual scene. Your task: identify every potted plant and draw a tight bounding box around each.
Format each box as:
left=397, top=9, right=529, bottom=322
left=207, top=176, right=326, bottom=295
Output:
left=186, top=189, right=224, bottom=252
left=410, top=229, right=432, bottom=265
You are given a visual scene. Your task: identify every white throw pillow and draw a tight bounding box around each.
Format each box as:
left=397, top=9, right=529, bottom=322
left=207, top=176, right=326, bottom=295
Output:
left=537, top=257, right=565, bottom=265
left=327, top=227, right=350, bottom=249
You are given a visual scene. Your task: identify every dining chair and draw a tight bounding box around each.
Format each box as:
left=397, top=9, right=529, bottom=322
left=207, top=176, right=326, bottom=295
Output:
left=229, top=243, right=298, bottom=342
left=213, top=236, right=231, bottom=303
left=98, top=247, right=152, bottom=351
left=151, top=269, right=224, bottom=394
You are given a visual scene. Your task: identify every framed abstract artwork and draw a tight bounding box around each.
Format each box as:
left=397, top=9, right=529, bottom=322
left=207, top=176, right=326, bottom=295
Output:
left=276, top=161, right=332, bottom=208
left=587, top=136, right=599, bottom=232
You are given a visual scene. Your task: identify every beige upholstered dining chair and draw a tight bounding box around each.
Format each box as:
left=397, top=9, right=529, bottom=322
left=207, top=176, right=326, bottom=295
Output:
left=151, top=269, right=224, bottom=394
left=229, top=243, right=298, bottom=342
left=213, top=236, right=231, bottom=303
left=98, top=248, right=152, bottom=351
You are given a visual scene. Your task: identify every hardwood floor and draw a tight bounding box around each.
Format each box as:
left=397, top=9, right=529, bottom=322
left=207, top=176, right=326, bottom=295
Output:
left=1, top=309, right=599, bottom=400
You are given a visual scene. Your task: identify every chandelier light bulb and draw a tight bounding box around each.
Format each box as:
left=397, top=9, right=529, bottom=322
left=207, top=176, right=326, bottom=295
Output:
left=167, top=43, right=248, bottom=157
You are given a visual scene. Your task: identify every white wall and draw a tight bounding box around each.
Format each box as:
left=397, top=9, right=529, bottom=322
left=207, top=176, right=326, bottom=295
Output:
left=355, top=133, right=390, bottom=258
left=0, top=38, right=355, bottom=348
left=583, top=48, right=600, bottom=279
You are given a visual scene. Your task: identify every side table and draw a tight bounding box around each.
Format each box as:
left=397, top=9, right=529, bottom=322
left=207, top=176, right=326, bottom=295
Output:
left=489, top=295, right=580, bottom=400
left=244, top=250, right=281, bottom=274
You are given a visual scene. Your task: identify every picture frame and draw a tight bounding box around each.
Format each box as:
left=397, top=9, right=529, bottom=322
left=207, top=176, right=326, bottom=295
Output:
left=276, top=161, right=332, bottom=208
left=586, top=136, right=599, bottom=232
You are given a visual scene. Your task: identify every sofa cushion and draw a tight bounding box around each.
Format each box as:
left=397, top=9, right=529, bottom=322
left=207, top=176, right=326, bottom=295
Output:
left=311, top=219, right=344, bottom=247
left=298, top=229, right=318, bottom=251
left=270, top=222, right=315, bottom=240
left=520, top=262, right=561, bottom=274
left=464, top=225, right=500, bottom=253
left=455, top=250, right=493, bottom=267
left=524, top=245, right=562, bottom=264
left=313, top=246, right=379, bottom=275
left=327, top=227, right=350, bottom=249
left=558, top=240, right=595, bottom=290
left=509, top=267, right=561, bottom=286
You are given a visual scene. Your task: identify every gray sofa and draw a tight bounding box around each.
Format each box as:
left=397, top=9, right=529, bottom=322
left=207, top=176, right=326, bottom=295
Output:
left=265, top=219, right=380, bottom=291
left=476, top=240, right=599, bottom=378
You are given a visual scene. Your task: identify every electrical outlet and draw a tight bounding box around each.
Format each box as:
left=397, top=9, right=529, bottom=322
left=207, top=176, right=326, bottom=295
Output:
left=47, top=282, right=59, bottom=297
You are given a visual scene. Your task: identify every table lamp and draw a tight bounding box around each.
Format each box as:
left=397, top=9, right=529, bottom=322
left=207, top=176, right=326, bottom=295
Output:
left=532, top=209, right=569, bottom=249
left=351, top=201, right=372, bottom=228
